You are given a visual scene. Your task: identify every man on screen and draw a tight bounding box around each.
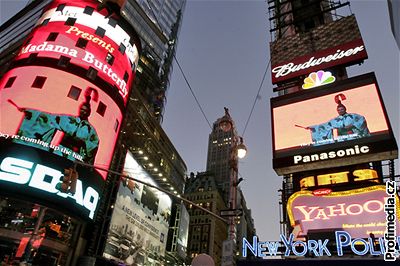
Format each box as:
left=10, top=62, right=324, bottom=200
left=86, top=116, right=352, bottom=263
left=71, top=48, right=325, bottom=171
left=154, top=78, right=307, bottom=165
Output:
left=306, top=93, right=370, bottom=146
left=53, top=94, right=99, bottom=164
left=10, top=89, right=99, bottom=164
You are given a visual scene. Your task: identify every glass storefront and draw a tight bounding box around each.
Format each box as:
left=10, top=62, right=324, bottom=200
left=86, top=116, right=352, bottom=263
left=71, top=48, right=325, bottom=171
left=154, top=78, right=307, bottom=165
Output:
left=0, top=197, right=79, bottom=265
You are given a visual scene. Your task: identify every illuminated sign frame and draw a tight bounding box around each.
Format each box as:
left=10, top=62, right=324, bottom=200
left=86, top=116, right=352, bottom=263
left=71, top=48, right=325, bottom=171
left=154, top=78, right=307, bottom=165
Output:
left=271, top=38, right=368, bottom=85
left=287, top=185, right=400, bottom=238
left=271, top=72, right=398, bottom=175
left=0, top=143, right=102, bottom=220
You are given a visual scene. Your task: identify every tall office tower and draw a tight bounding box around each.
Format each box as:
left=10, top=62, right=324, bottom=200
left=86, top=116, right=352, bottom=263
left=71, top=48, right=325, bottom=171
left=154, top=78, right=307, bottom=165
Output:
left=0, top=1, right=141, bottom=264
left=205, top=111, right=256, bottom=264
left=0, top=0, right=185, bottom=122
left=0, top=0, right=188, bottom=265
left=122, top=0, right=185, bottom=122
left=268, top=0, right=398, bottom=257
left=206, top=115, right=239, bottom=205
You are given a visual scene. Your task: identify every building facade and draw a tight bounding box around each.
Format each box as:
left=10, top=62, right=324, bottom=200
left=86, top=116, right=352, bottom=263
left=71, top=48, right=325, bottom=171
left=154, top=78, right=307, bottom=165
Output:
left=0, top=0, right=187, bottom=265
left=268, top=0, right=398, bottom=259
left=184, top=172, right=228, bottom=266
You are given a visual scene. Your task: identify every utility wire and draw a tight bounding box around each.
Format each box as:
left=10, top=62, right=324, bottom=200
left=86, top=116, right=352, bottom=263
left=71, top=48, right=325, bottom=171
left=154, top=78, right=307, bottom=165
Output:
left=73, top=161, right=229, bottom=224
left=241, top=7, right=293, bottom=138
left=241, top=58, right=271, bottom=138
left=146, top=1, right=213, bottom=130
left=173, top=54, right=213, bottom=130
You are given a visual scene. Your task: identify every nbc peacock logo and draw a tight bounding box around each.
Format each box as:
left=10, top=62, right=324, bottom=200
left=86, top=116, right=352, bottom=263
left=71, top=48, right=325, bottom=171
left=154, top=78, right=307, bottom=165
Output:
left=302, top=70, right=336, bottom=89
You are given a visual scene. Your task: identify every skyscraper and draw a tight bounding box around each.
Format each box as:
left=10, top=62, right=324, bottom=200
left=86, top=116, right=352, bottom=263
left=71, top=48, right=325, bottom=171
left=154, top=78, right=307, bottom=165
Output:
left=0, top=0, right=188, bottom=264
left=206, top=114, right=239, bottom=204
left=205, top=110, right=256, bottom=263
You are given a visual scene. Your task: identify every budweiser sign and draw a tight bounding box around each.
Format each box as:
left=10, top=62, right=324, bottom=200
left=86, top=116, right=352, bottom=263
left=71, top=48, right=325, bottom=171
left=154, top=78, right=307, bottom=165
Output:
left=271, top=39, right=368, bottom=84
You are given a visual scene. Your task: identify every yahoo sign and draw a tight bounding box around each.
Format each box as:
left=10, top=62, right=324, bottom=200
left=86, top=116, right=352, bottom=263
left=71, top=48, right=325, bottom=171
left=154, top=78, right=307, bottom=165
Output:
left=287, top=185, right=400, bottom=238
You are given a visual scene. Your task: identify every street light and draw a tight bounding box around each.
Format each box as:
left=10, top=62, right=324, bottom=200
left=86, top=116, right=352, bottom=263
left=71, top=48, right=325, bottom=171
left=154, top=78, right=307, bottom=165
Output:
left=218, top=107, right=247, bottom=249
left=236, top=137, right=247, bottom=159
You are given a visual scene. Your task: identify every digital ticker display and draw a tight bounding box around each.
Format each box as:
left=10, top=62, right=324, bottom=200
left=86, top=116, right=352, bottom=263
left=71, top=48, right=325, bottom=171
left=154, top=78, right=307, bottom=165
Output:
left=271, top=73, right=398, bottom=175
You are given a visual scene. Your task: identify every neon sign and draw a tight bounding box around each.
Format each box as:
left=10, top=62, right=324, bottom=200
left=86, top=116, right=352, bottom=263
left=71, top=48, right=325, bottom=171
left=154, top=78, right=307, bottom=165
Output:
left=271, top=39, right=367, bottom=84
left=0, top=156, right=99, bottom=219
left=287, top=186, right=400, bottom=238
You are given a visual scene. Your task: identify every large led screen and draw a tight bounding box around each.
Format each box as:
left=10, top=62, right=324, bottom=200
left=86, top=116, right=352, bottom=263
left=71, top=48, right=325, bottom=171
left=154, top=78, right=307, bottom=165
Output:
left=0, top=67, right=123, bottom=180
left=271, top=73, right=398, bottom=175
left=18, top=0, right=140, bottom=105
left=287, top=186, right=400, bottom=239
left=103, top=151, right=172, bottom=265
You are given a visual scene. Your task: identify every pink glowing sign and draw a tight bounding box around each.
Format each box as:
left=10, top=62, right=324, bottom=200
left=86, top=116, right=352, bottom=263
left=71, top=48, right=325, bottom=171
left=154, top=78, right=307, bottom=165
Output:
left=287, top=186, right=400, bottom=238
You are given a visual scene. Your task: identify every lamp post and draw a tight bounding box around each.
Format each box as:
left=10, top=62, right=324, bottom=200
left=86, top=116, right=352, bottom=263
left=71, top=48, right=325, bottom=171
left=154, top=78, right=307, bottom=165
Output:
left=219, top=107, right=247, bottom=261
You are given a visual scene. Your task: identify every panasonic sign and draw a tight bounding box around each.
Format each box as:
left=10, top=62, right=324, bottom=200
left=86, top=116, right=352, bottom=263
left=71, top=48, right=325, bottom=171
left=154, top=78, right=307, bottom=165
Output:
left=293, top=145, right=370, bottom=164
left=0, top=157, right=99, bottom=219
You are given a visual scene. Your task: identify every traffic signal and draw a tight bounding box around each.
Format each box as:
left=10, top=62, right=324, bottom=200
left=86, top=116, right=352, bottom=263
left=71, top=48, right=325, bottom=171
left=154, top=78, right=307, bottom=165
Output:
left=56, top=168, right=79, bottom=194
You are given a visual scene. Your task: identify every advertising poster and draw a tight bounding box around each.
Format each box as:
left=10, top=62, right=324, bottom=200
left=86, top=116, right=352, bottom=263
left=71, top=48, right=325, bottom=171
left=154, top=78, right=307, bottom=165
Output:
left=103, top=151, right=172, bottom=265
left=177, top=204, right=189, bottom=258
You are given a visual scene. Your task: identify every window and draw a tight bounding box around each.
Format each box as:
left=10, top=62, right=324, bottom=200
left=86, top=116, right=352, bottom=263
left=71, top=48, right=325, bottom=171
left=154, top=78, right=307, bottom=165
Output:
left=56, top=4, right=66, bottom=11
left=83, top=6, right=94, bottom=15
left=65, top=17, right=77, bottom=26
left=57, top=56, right=70, bottom=67
left=105, top=53, right=114, bottom=65
left=67, top=86, right=81, bottom=100
left=96, top=101, right=107, bottom=116
left=31, top=76, right=47, bottom=89
left=118, top=43, right=126, bottom=54
left=76, top=38, right=88, bottom=49
left=108, top=17, right=117, bottom=27
left=42, top=18, right=50, bottom=26
left=95, top=27, right=105, bottom=37
left=46, top=32, right=58, bottom=42
left=114, top=119, right=119, bottom=132
left=123, top=71, right=129, bottom=82
left=86, top=67, right=98, bottom=80
left=27, top=53, right=38, bottom=63
left=4, top=76, right=16, bottom=88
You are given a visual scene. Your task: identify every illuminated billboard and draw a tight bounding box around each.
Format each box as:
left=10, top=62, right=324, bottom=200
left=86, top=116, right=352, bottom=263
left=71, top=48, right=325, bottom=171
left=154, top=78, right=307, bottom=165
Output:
left=103, top=151, right=172, bottom=265
left=0, top=0, right=140, bottom=220
left=287, top=185, right=400, bottom=239
left=271, top=38, right=368, bottom=84
left=18, top=0, right=140, bottom=104
left=0, top=67, right=124, bottom=180
left=0, top=143, right=101, bottom=220
left=271, top=72, right=398, bottom=175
